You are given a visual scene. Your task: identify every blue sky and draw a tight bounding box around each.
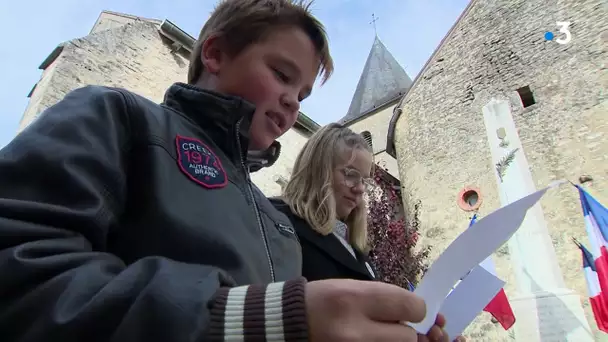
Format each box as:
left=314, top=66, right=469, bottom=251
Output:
left=0, top=0, right=469, bottom=148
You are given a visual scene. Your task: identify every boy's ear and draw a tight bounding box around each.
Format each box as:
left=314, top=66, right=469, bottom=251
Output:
left=201, top=34, right=224, bottom=75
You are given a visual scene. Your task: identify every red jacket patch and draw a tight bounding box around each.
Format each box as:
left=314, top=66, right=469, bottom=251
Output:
left=176, top=135, right=228, bottom=189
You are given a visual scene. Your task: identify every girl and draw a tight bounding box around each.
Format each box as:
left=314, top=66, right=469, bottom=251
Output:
left=272, top=123, right=465, bottom=342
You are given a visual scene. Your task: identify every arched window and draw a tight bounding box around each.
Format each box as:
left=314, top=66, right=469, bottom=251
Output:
left=361, top=131, right=373, bottom=149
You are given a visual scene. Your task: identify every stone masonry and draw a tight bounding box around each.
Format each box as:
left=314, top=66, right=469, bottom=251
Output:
left=250, top=128, right=310, bottom=197
left=20, top=22, right=186, bottom=131
left=393, top=0, right=607, bottom=340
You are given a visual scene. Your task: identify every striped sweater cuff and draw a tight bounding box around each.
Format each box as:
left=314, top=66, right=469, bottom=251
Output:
left=207, top=277, right=308, bottom=341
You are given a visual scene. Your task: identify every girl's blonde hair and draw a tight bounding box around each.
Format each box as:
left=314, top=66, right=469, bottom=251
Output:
left=282, top=123, right=373, bottom=253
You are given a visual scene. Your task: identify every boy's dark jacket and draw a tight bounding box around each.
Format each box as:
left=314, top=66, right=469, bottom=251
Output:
left=0, top=83, right=307, bottom=342
left=271, top=198, right=376, bottom=282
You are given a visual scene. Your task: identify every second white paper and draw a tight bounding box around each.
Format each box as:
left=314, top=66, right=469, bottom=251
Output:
left=440, top=265, right=505, bottom=338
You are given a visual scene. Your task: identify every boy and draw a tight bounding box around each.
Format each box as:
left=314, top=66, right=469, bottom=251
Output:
left=0, top=1, right=447, bottom=341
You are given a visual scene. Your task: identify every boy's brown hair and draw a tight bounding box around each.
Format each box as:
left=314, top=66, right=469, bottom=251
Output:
left=188, top=0, right=333, bottom=85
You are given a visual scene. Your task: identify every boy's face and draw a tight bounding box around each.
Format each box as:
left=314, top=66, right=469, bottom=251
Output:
left=201, top=27, right=320, bottom=150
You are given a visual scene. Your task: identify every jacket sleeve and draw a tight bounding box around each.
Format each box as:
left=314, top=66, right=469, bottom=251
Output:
left=0, top=86, right=308, bottom=342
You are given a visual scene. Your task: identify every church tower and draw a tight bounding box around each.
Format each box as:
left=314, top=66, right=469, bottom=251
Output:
left=340, top=36, right=412, bottom=179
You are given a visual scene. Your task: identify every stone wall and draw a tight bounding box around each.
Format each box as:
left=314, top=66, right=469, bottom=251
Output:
left=19, top=21, right=187, bottom=132
left=90, top=11, right=161, bottom=34
left=18, top=20, right=309, bottom=196
left=393, top=0, right=607, bottom=340
left=19, top=54, right=62, bottom=129
left=251, top=127, right=310, bottom=197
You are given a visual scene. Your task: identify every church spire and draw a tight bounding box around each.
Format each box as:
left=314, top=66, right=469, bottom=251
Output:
left=339, top=37, right=413, bottom=124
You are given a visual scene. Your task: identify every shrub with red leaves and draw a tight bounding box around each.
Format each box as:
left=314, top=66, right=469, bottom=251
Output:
left=366, top=167, right=430, bottom=288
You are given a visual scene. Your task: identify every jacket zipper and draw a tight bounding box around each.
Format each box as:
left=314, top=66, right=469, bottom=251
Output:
left=235, top=118, right=275, bottom=282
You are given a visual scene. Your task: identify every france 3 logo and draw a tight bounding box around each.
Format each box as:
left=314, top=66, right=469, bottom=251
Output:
left=544, top=21, right=572, bottom=45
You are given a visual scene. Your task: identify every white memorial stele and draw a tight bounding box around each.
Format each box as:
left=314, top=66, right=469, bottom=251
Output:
left=482, top=98, right=593, bottom=341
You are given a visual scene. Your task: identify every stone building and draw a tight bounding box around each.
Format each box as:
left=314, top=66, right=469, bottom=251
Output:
left=18, top=1, right=608, bottom=340
left=386, top=0, right=607, bottom=340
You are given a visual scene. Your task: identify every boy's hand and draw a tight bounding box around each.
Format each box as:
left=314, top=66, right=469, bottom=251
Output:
left=418, top=313, right=467, bottom=342
left=419, top=313, right=448, bottom=341
left=305, top=279, right=425, bottom=341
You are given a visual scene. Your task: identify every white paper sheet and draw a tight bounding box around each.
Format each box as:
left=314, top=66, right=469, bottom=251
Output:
left=440, top=265, right=505, bottom=339
left=409, top=180, right=565, bottom=333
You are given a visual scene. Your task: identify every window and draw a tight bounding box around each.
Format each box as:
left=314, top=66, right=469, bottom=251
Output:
left=463, top=191, right=479, bottom=207
left=457, top=187, right=483, bottom=212
left=361, top=131, right=373, bottom=149
left=516, top=86, right=536, bottom=108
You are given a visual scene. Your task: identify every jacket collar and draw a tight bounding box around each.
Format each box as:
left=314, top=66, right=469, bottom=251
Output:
left=247, top=141, right=281, bottom=172
left=163, top=82, right=280, bottom=172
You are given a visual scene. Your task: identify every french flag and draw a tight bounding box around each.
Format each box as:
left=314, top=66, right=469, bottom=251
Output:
left=574, top=239, right=608, bottom=332
left=577, top=185, right=608, bottom=299
left=469, top=214, right=516, bottom=330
